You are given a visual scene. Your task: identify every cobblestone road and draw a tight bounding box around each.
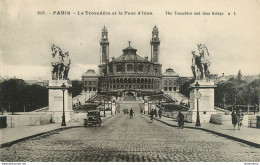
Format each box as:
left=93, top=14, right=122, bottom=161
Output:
left=1, top=113, right=260, bottom=162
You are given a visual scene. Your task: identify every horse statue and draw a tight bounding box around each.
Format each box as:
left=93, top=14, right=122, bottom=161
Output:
left=51, top=44, right=71, bottom=80
left=62, top=51, right=71, bottom=80
left=51, top=44, right=61, bottom=80
left=191, top=44, right=210, bottom=80
left=198, top=44, right=210, bottom=79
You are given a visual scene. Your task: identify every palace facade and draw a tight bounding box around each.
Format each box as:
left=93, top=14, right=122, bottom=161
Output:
left=82, top=26, right=181, bottom=97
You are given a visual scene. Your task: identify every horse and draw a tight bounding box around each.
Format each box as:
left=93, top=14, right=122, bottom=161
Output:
left=51, top=45, right=64, bottom=80
left=198, top=44, right=210, bottom=79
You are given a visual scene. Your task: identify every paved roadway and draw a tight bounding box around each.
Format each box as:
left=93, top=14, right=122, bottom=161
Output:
left=1, top=113, right=260, bottom=162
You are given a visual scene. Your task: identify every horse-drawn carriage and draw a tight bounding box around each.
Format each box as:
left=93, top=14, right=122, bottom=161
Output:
left=84, top=110, right=102, bottom=127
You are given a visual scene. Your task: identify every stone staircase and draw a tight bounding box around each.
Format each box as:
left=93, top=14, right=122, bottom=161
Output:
left=165, top=92, right=189, bottom=104
left=118, top=100, right=143, bottom=112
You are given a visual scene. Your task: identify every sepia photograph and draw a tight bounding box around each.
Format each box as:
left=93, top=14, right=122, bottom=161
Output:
left=0, top=0, right=260, bottom=164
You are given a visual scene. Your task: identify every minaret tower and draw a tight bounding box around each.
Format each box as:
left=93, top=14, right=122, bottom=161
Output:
left=150, top=25, right=160, bottom=63
left=98, top=26, right=110, bottom=76
left=100, top=26, right=109, bottom=63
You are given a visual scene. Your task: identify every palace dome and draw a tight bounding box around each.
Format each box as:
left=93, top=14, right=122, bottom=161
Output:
left=115, top=45, right=147, bottom=62
left=82, top=69, right=98, bottom=77
left=162, top=68, right=179, bottom=77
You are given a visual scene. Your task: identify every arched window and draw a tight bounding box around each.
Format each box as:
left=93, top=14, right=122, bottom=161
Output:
left=145, top=78, right=147, bottom=83
left=116, top=78, right=119, bottom=83
left=138, top=65, right=144, bottom=72
left=137, top=78, right=140, bottom=83
left=141, top=78, right=144, bottom=83
left=127, top=64, right=134, bottom=71
left=109, top=64, right=113, bottom=73
left=147, top=65, right=150, bottom=72
left=164, top=80, right=168, bottom=85
left=116, top=65, right=122, bottom=72
left=148, top=78, right=151, bottom=83
left=154, top=68, right=159, bottom=74
left=128, top=78, right=132, bottom=83
left=120, top=78, right=123, bottom=83
left=133, top=78, right=136, bottom=83
left=169, top=80, right=172, bottom=85
left=124, top=78, right=127, bottom=83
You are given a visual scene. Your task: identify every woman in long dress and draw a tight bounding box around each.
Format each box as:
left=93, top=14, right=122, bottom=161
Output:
left=231, top=110, right=237, bottom=130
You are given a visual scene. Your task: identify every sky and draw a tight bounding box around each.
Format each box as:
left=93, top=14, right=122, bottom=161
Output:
left=0, top=0, right=260, bottom=80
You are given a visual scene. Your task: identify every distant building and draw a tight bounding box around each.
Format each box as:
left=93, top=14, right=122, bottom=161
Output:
left=178, top=77, right=193, bottom=87
left=215, top=73, right=236, bottom=84
left=82, top=69, right=99, bottom=92
left=25, top=80, right=49, bottom=86
left=162, top=68, right=179, bottom=92
left=81, top=26, right=192, bottom=98
left=97, top=26, right=162, bottom=97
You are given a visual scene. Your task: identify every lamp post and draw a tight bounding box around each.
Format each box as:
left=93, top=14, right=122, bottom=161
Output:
left=148, top=100, right=150, bottom=115
left=110, top=101, right=112, bottom=115
left=85, top=89, right=86, bottom=103
left=194, top=82, right=201, bottom=126
left=103, top=97, right=106, bottom=117
left=143, top=101, right=145, bottom=114
left=61, top=83, right=66, bottom=126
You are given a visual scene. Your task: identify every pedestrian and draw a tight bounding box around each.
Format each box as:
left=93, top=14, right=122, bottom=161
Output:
left=237, top=109, right=244, bottom=131
left=158, top=109, right=162, bottom=119
left=130, top=108, right=134, bottom=118
left=231, top=110, right=237, bottom=131
left=155, top=109, right=158, bottom=117
left=177, top=111, right=184, bottom=129
left=150, top=109, right=155, bottom=122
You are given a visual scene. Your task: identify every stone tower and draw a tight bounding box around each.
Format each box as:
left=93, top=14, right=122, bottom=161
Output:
left=100, top=26, right=109, bottom=63
left=150, top=25, right=160, bottom=63
left=99, top=26, right=109, bottom=76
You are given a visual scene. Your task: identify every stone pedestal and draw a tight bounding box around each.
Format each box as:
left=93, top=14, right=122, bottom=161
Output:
left=47, top=80, right=74, bottom=122
left=187, top=80, right=217, bottom=123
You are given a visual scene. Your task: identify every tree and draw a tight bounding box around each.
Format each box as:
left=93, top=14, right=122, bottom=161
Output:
left=2, top=79, right=26, bottom=114
left=71, top=80, right=83, bottom=97
left=23, top=85, right=48, bottom=111
left=179, top=79, right=195, bottom=98
left=215, top=75, right=260, bottom=111
left=237, top=70, right=243, bottom=83
left=2, top=79, right=48, bottom=113
left=247, top=79, right=260, bottom=105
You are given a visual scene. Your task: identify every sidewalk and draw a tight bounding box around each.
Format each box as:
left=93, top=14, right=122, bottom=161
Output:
left=142, top=114, right=260, bottom=148
left=0, top=113, right=117, bottom=147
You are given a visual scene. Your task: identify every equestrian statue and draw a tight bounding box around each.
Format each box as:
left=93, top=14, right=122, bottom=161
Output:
left=51, top=44, right=71, bottom=80
left=191, top=44, right=210, bottom=80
